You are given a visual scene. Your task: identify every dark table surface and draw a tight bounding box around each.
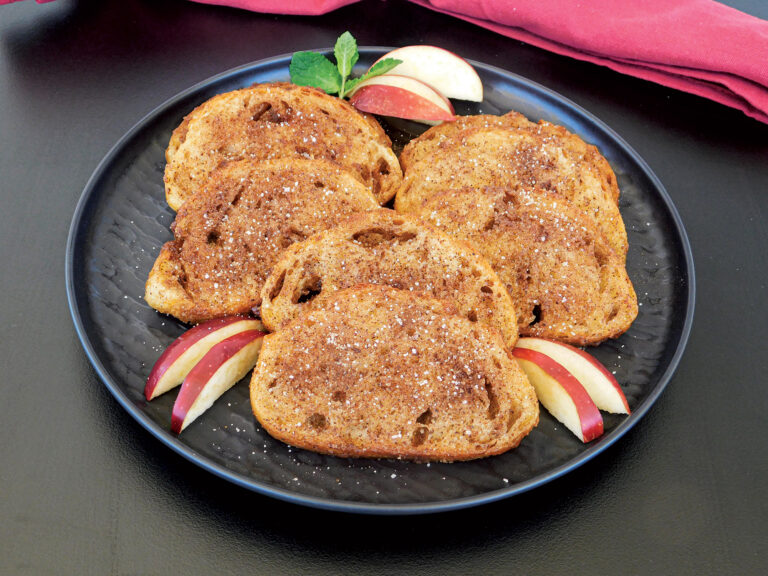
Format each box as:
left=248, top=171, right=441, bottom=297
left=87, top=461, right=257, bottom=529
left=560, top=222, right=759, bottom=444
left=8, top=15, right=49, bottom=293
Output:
left=2, top=0, right=767, bottom=574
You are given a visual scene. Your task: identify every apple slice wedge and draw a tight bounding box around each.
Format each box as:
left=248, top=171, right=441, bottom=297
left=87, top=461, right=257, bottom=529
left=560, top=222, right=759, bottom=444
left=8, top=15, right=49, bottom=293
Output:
left=513, top=347, right=604, bottom=442
left=374, top=45, right=483, bottom=102
left=145, top=316, right=264, bottom=401
left=171, top=330, right=265, bottom=434
left=348, top=74, right=455, bottom=123
left=516, top=337, right=630, bottom=414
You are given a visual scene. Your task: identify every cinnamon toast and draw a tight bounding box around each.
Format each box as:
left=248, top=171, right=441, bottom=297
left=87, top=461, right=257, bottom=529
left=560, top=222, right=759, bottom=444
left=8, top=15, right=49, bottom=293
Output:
left=410, top=186, right=638, bottom=345
left=396, top=112, right=627, bottom=255
left=145, top=158, right=380, bottom=324
left=250, top=285, right=539, bottom=461
left=259, top=210, right=519, bottom=348
left=164, top=82, right=402, bottom=210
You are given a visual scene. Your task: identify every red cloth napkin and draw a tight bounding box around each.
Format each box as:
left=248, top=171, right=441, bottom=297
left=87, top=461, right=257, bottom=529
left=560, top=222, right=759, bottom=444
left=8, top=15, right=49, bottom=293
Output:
left=187, top=0, right=768, bottom=124
left=188, top=0, right=357, bottom=15
left=411, top=0, right=768, bottom=124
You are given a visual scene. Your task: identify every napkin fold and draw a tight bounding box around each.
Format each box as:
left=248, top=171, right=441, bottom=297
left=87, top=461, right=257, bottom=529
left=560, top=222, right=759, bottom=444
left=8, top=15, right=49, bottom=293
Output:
left=411, top=0, right=768, bottom=124
left=187, top=0, right=768, bottom=124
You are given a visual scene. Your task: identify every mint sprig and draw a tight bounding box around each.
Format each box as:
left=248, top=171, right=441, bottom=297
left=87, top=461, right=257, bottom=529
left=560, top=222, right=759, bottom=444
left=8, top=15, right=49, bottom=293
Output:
left=334, top=32, right=359, bottom=98
left=289, top=32, right=402, bottom=99
left=289, top=51, right=341, bottom=95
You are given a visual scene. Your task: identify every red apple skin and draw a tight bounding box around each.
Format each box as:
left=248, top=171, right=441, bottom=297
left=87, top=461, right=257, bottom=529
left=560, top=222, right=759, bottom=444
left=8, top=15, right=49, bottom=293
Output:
left=349, top=84, right=455, bottom=122
left=516, top=337, right=630, bottom=414
left=145, top=316, right=261, bottom=401
left=513, top=347, right=604, bottom=442
left=566, top=344, right=630, bottom=414
left=171, top=330, right=265, bottom=434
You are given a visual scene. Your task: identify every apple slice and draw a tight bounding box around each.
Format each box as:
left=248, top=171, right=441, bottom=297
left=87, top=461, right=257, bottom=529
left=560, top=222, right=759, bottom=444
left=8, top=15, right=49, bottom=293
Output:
left=348, top=74, right=455, bottom=123
left=516, top=337, right=630, bottom=414
left=374, top=46, right=483, bottom=102
left=145, top=316, right=264, bottom=401
left=513, top=347, right=604, bottom=442
left=171, top=330, right=265, bottom=434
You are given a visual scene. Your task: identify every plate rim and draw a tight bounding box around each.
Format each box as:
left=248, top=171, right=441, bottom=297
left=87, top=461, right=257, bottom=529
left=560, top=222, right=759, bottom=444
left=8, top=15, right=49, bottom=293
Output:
left=65, top=48, right=696, bottom=515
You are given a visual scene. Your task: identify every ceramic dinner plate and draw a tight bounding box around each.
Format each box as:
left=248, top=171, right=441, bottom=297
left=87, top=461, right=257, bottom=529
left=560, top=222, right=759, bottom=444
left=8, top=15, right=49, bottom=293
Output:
left=66, top=48, right=695, bottom=514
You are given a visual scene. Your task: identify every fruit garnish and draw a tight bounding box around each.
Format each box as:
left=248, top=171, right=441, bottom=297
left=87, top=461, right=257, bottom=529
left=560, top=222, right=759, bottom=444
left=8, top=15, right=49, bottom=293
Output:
left=145, top=316, right=264, bottom=401
left=289, top=31, right=401, bottom=98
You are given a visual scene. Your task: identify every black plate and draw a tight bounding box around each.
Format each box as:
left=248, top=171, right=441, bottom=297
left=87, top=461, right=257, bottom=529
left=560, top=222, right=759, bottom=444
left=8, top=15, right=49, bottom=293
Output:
left=66, top=49, right=695, bottom=514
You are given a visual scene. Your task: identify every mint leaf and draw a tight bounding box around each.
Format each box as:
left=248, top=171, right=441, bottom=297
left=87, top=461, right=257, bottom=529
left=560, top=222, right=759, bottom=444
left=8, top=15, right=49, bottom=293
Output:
left=334, top=31, right=359, bottom=97
left=341, top=58, right=403, bottom=98
left=289, top=51, right=341, bottom=95
left=364, top=57, right=402, bottom=80
left=343, top=77, right=363, bottom=96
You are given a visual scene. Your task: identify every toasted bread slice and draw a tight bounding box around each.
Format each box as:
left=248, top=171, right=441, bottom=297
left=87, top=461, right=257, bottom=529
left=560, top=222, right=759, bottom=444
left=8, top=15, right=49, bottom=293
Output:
left=164, top=82, right=402, bottom=210
left=145, top=158, right=380, bottom=324
left=399, top=112, right=531, bottom=172
left=411, top=186, right=637, bottom=345
left=260, top=210, right=519, bottom=347
left=396, top=113, right=627, bottom=254
left=250, top=285, right=538, bottom=461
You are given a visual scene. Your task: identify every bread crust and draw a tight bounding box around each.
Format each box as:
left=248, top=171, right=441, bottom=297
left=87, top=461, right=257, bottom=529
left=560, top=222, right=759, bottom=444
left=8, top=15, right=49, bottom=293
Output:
left=259, top=210, right=520, bottom=348
left=250, top=285, right=539, bottom=461
left=145, top=158, right=380, bottom=323
left=164, top=82, right=402, bottom=210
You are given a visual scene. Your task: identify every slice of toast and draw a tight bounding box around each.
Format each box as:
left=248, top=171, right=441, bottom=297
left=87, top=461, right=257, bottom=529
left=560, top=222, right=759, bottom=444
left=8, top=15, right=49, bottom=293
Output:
left=399, top=111, right=531, bottom=172
left=164, top=82, right=402, bottom=210
left=396, top=113, right=627, bottom=255
left=409, top=186, right=638, bottom=345
left=250, top=285, right=539, bottom=461
left=144, top=158, right=380, bottom=324
left=259, top=210, right=519, bottom=348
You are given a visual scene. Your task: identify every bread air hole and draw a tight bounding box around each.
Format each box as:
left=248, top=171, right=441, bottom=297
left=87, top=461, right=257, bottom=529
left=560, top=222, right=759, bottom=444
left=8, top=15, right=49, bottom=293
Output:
left=484, top=379, right=499, bottom=420
left=416, top=408, right=433, bottom=425
left=250, top=102, right=272, bottom=122
left=351, top=228, right=416, bottom=248
left=411, top=426, right=429, bottom=447
left=529, top=304, right=542, bottom=327
left=467, top=310, right=478, bottom=322
left=206, top=230, right=220, bottom=245
left=277, top=227, right=307, bottom=249
left=268, top=269, right=286, bottom=301
left=294, top=274, right=322, bottom=304
left=480, top=285, right=493, bottom=294
left=331, top=390, right=346, bottom=403
left=307, top=413, right=327, bottom=431
left=594, top=243, right=610, bottom=267
left=376, top=157, right=390, bottom=176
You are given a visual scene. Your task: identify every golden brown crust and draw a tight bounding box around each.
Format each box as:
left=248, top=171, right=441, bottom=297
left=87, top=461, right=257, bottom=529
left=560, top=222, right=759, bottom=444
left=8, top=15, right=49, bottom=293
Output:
left=250, top=285, right=538, bottom=461
left=144, top=158, right=380, bottom=324
left=396, top=112, right=627, bottom=255
left=164, top=82, right=402, bottom=210
left=410, top=186, right=637, bottom=345
left=259, top=210, right=520, bottom=348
